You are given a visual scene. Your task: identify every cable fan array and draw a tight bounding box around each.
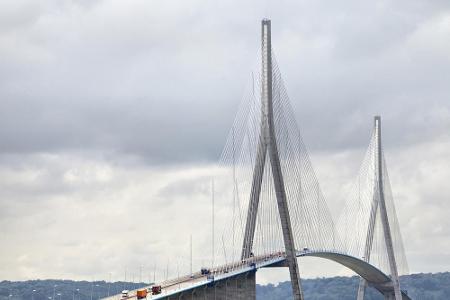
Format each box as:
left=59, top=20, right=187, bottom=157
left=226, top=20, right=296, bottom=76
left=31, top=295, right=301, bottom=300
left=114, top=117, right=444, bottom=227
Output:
left=337, top=127, right=409, bottom=277
left=212, top=48, right=341, bottom=270
left=210, top=44, right=408, bottom=281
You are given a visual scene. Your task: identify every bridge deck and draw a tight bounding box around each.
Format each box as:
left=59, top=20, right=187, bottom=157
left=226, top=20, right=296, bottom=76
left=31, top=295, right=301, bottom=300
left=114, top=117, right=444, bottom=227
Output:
left=102, top=250, right=411, bottom=300
left=102, top=253, right=283, bottom=300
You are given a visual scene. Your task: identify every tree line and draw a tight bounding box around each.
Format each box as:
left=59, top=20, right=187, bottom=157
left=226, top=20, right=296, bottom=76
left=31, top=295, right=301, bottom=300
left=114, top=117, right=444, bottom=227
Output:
left=0, top=272, right=448, bottom=299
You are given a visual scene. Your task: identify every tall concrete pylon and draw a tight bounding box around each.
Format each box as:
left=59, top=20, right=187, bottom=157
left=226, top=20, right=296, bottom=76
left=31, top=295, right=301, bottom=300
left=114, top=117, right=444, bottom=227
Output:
left=241, top=19, right=304, bottom=300
left=356, top=116, right=402, bottom=300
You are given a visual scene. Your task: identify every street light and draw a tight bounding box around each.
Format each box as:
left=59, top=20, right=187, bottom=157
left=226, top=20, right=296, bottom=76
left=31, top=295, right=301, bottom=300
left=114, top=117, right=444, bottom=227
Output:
left=32, top=289, right=36, bottom=300
left=57, top=292, right=61, bottom=300
left=53, top=285, right=57, bottom=300
left=108, top=272, right=112, bottom=297
left=74, top=288, right=80, bottom=300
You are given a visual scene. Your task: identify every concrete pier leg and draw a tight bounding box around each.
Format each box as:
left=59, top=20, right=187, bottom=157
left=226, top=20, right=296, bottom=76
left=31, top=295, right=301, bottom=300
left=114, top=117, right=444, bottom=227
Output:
left=162, top=272, right=256, bottom=300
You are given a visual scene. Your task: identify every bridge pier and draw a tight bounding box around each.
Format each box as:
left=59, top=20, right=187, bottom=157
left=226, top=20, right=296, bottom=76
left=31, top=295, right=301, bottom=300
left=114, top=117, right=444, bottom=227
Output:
left=384, top=292, right=396, bottom=300
left=160, top=271, right=256, bottom=300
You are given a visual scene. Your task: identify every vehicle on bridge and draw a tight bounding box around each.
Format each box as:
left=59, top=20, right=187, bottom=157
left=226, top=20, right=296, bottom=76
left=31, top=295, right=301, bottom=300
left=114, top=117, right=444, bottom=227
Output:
left=136, top=289, right=147, bottom=299
left=121, top=290, right=128, bottom=299
left=151, top=285, right=162, bottom=295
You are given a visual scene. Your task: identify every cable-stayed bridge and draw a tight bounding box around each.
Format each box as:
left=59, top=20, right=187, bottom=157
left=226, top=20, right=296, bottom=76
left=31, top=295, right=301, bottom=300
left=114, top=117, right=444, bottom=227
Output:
left=104, top=19, right=410, bottom=300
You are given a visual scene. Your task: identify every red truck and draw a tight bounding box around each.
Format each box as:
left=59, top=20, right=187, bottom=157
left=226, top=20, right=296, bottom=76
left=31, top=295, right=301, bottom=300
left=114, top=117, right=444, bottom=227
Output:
left=151, top=285, right=162, bottom=295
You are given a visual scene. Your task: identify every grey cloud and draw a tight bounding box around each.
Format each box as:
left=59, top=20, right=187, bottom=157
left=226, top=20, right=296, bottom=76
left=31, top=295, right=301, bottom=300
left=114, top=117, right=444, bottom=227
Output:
left=0, top=0, right=448, bottom=165
left=157, top=176, right=211, bottom=204
left=2, top=137, right=449, bottom=281
left=0, top=155, right=219, bottom=280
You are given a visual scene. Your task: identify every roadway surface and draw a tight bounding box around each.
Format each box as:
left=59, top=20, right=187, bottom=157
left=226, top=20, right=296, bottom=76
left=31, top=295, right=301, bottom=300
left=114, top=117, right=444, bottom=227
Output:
left=102, top=253, right=283, bottom=300
left=102, top=250, right=411, bottom=300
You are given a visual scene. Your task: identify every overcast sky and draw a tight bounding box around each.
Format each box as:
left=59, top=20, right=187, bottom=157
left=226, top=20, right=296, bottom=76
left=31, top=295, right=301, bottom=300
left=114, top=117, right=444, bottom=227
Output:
left=0, top=0, right=449, bottom=285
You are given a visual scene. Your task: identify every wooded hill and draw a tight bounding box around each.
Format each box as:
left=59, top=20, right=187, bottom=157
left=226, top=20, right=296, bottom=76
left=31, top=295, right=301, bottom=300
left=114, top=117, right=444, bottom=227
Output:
left=1, top=272, right=448, bottom=299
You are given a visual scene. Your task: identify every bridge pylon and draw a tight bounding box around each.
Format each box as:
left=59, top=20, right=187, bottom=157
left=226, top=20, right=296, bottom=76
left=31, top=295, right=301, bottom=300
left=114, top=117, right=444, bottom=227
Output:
left=356, top=116, right=403, bottom=300
left=240, top=19, right=304, bottom=300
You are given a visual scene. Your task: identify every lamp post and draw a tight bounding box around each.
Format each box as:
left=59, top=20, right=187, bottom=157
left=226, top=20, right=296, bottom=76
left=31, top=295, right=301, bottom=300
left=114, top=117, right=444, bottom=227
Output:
left=108, top=273, right=112, bottom=297
left=32, top=289, right=36, bottom=300
left=53, top=285, right=57, bottom=300
left=95, top=284, right=99, bottom=299
left=57, top=293, right=61, bottom=300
